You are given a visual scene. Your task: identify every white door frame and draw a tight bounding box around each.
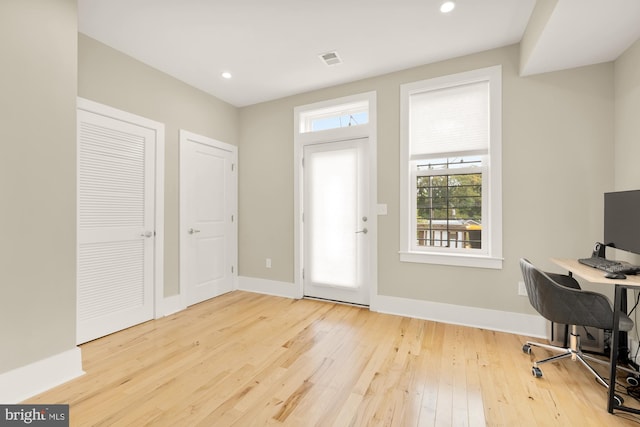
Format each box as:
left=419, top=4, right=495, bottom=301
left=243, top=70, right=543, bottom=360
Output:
left=179, top=130, right=238, bottom=308
left=76, top=97, right=165, bottom=324
left=293, top=92, right=378, bottom=308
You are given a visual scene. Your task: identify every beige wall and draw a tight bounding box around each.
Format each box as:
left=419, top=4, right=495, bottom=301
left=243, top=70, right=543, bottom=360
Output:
left=78, top=34, right=240, bottom=296
left=614, top=38, right=640, bottom=191
left=612, top=38, right=640, bottom=265
left=239, top=44, right=615, bottom=315
left=0, top=0, right=78, bottom=373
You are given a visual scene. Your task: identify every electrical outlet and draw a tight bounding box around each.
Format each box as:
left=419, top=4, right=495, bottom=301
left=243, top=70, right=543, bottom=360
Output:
left=518, top=281, right=528, bottom=297
left=266, top=258, right=272, bottom=268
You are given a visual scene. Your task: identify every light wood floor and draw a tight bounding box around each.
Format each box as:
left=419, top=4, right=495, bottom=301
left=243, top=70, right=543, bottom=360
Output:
left=27, top=291, right=640, bottom=426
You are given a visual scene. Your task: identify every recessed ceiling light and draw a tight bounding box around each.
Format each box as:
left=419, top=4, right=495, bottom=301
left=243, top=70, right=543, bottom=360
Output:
left=440, top=1, right=455, bottom=13
left=221, top=71, right=232, bottom=79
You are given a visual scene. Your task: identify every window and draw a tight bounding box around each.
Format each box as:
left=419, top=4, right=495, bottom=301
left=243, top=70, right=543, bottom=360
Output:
left=416, top=157, right=482, bottom=249
left=299, top=100, right=369, bottom=133
left=400, top=66, right=502, bottom=269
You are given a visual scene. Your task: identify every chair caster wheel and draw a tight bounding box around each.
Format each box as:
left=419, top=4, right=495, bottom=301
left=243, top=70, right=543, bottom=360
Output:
left=614, top=394, right=624, bottom=406
left=532, top=366, right=543, bottom=378
left=522, top=344, right=531, bottom=355
left=626, top=375, right=639, bottom=387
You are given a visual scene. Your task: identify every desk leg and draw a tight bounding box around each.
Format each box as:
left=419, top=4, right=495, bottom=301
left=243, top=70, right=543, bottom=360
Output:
left=608, top=284, right=623, bottom=413
left=619, top=290, right=630, bottom=364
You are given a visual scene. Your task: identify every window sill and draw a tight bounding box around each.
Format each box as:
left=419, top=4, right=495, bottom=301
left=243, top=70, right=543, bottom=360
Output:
left=399, top=251, right=503, bottom=269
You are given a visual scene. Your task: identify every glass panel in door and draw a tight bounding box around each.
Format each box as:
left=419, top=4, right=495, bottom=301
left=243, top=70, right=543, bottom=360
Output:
left=303, top=138, right=369, bottom=305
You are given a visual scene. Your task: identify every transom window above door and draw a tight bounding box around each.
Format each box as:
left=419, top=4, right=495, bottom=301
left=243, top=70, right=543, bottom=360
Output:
left=298, top=100, right=369, bottom=133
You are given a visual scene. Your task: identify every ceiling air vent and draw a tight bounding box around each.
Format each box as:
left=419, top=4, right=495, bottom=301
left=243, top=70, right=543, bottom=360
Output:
left=319, top=51, right=342, bottom=66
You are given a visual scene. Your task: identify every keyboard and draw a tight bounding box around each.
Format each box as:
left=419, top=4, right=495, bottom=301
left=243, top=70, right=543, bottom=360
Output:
left=578, top=257, right=640, bottom=275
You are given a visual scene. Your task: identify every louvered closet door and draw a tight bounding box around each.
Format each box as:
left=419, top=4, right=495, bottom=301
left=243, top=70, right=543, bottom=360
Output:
left=77, top=109, right=155, bottom=344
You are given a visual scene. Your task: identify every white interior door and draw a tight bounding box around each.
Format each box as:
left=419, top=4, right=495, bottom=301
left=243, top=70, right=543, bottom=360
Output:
left=180, top=131, right=237, bottom=306
left=77, top=106, right=160, bottom=344
left=303, top=138, right=370, bottom=305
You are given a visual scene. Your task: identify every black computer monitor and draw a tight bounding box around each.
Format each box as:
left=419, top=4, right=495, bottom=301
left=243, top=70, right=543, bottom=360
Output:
left=604, top=190, right=640, bottom=256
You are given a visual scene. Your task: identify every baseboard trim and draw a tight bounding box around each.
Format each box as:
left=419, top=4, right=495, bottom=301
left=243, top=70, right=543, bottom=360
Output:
left=374, top=294, right=547, bottom=338
left=161, top=294, right=185, bottom=317
left=237, top=276, right=301, bottom=299
left=236, top=277, right=546, bottom=338
left=0, top=347, right=84, bottom=403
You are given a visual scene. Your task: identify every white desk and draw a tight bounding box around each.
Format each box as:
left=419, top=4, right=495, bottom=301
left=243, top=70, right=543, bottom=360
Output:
left=552, top=258, right=640, bottom=414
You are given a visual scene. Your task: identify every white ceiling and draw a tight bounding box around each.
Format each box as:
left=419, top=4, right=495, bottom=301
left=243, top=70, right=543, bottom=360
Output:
left=78, top=0, right=640, bottom=107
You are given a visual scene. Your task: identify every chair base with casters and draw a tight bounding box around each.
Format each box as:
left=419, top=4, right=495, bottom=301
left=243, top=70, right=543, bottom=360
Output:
left=522, top=325, right=640, bottom=406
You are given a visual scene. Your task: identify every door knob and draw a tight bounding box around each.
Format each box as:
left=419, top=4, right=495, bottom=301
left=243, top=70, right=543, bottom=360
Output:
left=140, top=231, right=153, bottom=238
left=355, top=228, right=368, bottom=234
left=188, top=228, right=201, bottom=234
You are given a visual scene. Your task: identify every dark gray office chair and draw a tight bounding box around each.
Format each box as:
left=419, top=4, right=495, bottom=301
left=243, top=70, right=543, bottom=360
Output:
left=519, top=258, right=637, bottom=403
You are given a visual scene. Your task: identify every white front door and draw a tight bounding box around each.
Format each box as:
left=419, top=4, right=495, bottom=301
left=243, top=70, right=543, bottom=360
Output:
left=77, top=102, right=162, bottom=344
left=303, top=138, right=370, bottom=305
left=180, top=131, right=237, bottom=306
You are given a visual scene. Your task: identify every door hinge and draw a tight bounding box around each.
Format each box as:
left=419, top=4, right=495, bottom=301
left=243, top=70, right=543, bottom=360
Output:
left=231, top=163, right=235, bottom=172
left=231, top=214, right=234, bottom=222
left=302, top=268, right=305, bottom=279
left=231, top=265, right=234, bottom=274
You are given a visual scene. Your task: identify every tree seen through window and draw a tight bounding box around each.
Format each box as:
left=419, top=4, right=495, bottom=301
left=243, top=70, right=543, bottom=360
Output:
left=416, top=160, right=482, bottom=248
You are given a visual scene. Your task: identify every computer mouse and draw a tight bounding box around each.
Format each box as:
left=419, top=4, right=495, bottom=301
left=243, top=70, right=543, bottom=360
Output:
left=605, top=272, right=627, bottom=280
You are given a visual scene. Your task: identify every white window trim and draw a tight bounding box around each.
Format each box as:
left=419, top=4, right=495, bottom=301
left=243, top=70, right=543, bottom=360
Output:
left=399, top=66, right=503, bottom=269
